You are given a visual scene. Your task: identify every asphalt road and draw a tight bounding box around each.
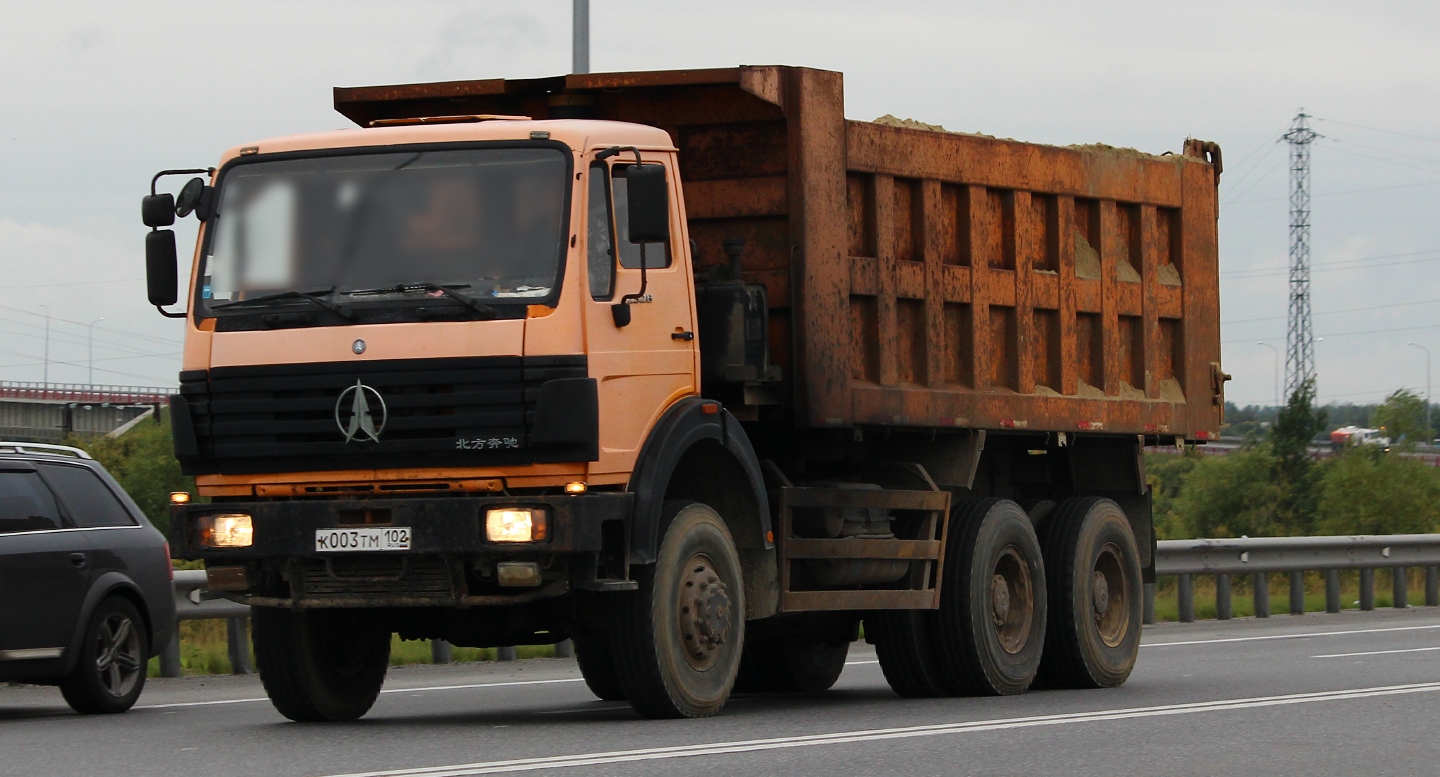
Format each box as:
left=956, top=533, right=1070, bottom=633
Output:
left=6, top=609, right=1440, bottom=776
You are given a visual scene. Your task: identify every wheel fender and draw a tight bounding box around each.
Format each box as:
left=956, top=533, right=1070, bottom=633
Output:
left=61, top=572, right=156, bottom=675
left=627, top=397, right=771, bottom=565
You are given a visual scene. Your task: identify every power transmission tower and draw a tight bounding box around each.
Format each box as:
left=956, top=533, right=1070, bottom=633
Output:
left=1282, top=111, right=1320, bottom=400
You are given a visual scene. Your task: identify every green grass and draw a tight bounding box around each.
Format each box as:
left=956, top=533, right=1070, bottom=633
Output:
left=1149, top=569, right=1432, bottom=622
left=148, top=622, right=562, bottom=678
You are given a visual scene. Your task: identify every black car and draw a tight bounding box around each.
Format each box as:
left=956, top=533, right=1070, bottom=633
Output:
left=0, top=442, right=175, bottom=713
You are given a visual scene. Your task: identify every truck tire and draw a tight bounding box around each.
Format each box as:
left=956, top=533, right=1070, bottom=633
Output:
left=1038, top=497, right=1142, bottom=689
left=573, top=632, right=627, bottom=701
left=932, top=499, right=1047, bottom=696
left=868, top=610, right=950, bottom=697
left=253, top=607, right=390, bottom=722
left=60, top=596, right=149, bottom=714
left=610, top=501, right=744, bottom=718
left=736, top=635, right=849, bottom=693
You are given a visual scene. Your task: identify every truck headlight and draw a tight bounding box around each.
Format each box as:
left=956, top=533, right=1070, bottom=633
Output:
left=486, top=507, right=547, bottom=543
left=196, top=513, right=254, bottom=548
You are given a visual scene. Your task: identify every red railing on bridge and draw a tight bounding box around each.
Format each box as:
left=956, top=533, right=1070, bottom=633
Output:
left=0, top=381, right=173, bottom=405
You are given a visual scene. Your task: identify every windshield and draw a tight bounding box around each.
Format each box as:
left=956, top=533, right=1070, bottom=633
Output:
left=198, top=145, right=570, bottom=315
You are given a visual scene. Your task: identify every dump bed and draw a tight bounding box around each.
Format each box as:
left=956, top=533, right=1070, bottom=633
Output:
left=335, top=66, right=1225, bottom=441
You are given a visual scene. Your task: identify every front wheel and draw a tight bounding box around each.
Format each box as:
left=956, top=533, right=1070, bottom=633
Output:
left=611, top=501, right=745, bottom=718
left=253, top=607, right=391, bottom=722
left=60, top=596, right=149, bottom=714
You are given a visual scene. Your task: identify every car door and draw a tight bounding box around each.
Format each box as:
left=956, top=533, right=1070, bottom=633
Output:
left=581, top=155, right=699, bottom=477
left=0, top=463, right=89, bottom=659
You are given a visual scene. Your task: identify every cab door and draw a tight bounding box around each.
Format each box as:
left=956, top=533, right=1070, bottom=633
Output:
left=581, top=152, right=697, bottom=477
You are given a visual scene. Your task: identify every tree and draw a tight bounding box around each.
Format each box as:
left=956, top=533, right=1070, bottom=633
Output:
left=67, top=411, right=192, bottom=534
left=1372, top=389, right=1429, bottom=449
left=1316, top=447, right=1440, bottom=535
left=1269, top=379, right=1327, bottom=533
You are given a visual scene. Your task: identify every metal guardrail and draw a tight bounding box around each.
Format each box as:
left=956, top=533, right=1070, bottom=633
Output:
left=160, top=534, right=1440, bottom=676
left=1149, top=535, right=1440, bottom=623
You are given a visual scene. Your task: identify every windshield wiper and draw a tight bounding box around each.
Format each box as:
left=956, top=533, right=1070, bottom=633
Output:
left=343, top=283, right=497, bottom=319
left=212, top=286, right=356, bottom=321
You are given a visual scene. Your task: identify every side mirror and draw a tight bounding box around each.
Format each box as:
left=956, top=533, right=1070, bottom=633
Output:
left=626, top=164, right=669, bottom=244
left=142, top=193, right=175, bottom=228
left=146, top=230, right=178, bottom=307
left=174, top=177, right=215, bottom=220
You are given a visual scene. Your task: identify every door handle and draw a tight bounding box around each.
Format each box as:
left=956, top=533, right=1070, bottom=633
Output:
left=69, top=552, right=87, bottom=569
left=671, top=330, right=694, bottom=341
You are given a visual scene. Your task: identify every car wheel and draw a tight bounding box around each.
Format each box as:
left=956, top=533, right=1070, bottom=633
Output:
left=60, top=596, right=149, bottom=715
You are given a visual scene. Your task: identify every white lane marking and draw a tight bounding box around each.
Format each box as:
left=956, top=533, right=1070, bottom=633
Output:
left=138, top=660, right=882, bottom=711
left=1313, top=646, right=1440, bottom=658
left=1144, top=623, right=1440, bottom=648
left=137, top=678, right=586, bottom=710
left=314, top=681, right=1440, bottom=777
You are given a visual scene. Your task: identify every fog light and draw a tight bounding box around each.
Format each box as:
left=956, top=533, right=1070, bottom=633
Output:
left=196, top=513, right=253, bottom=548
left=486, top=508, right=547, bottom=542
left=170, top=491, right=191, bottom=505
left=496, top=561, right=542, bottom=587
left=564, top=481, right=587, bottom=494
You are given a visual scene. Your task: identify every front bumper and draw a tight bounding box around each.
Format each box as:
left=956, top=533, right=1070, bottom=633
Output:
left=170, top=493, right=632, bottom=559
left=169, top=493, right=635, bottom=607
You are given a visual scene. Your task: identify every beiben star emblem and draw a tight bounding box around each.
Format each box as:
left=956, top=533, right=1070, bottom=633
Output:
left=335, top=380, right=387, bottom=443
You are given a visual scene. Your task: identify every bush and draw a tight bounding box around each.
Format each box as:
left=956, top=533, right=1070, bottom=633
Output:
left=1315, top=448, right=1440, bottom=535
left=1172, top=447, right=1287, bottom=538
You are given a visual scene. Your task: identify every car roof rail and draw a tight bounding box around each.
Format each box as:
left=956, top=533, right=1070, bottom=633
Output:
left=0, top=442, right=93, bottom=460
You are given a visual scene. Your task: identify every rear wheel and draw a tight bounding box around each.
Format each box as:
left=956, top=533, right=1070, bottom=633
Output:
left=1038, top=497, right=1142, bottom=688
left=868, top=610, right=950, bottom=697
left=611, top=501, right=744, bottom=718
left=573, top=632, right=627, bottom=701
left=253, top=607, right=390, bottom=722
left=931, top=499, right=1047, bottom=696
left=737, top=634, right=849, bottom=693
left=60, top=596, right=148, bottom=714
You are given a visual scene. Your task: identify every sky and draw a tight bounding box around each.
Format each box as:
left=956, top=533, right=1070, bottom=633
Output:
left=2, top=0, right=1438, bottom=407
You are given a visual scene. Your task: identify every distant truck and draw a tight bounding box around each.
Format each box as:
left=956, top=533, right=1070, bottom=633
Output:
left=142, top=66, right=1225, bottom=722
left=1330, top=426, right=1390, bottom=449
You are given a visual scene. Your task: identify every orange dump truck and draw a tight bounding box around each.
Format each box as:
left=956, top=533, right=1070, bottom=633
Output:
left=143, top=66, right=1225, bottom=722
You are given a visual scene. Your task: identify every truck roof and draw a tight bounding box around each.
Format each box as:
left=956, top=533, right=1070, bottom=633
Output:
left=217, top=119, right=675, bottom=166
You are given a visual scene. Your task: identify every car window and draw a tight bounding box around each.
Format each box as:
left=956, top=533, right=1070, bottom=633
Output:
left=0, top=470, right=64, bottom=533
left=37, top=464, right=137, bottom=528
left=587, top=162, right=616, bottom=300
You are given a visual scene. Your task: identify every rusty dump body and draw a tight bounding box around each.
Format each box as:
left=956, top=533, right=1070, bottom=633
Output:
left=336, top=65, right=1225, bottom=441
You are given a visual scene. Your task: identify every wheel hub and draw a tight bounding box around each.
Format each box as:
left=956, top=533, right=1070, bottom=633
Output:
left=990, top=546, right=1034, bottom=655
left=1092, top=542, right=1130, bottom=648
left=991, top=573, right=1012, bottom=625
left=678, top=555, right=731, bottom=669
left=1092, top=570, right=1110, bottom=617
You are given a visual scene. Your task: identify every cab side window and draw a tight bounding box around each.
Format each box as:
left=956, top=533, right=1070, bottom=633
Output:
left=0, top=470, right=63, bottom=533
left=587, top=162, right=616, bottom=301
left=38, top=464, right=137, bottom=528
left=612, top=165, right=671, bottom=270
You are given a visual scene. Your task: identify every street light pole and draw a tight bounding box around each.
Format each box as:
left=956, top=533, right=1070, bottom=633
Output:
left=1257, top=342, right=1280, bottom=409
left=87, top=318, right=105, bottom=386
left=572, top=0, right=589, bottom=74
left=38, top=304, right=49, bottom=386
left=1409, top=342, right=1431, bottom=435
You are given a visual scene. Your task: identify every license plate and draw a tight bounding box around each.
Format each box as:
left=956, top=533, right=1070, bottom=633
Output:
left=315, top=527, right=411, bottom=552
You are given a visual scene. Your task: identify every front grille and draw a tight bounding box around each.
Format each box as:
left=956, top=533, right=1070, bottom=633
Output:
left=301, top=556, right=455, bottom=598
left=177, top=355, right=585, bottom=474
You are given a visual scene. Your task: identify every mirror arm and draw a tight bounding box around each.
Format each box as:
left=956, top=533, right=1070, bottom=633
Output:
left=151, top=167, right=215, bottom=195
left=155, top=305, right=187, bottom=319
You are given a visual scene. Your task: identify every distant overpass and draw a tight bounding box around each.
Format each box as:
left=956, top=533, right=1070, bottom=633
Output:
left=0, top=382, right=171, bottom=442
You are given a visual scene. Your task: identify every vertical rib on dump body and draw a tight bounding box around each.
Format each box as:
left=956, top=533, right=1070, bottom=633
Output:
left=335, top=65, right=1223, bottom=441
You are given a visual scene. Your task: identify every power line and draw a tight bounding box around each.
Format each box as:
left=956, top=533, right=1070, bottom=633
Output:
left=0, top=304, right=181, bottom=348
left=1315, top=117, right=1440, bottom=145
left=0, top=278, right=143, bottom=290
left=1224, top=321, right=1440, bottom=345
left=1223, top=295, right=1440, bottom=325
left=1225, top=178, right=1440, bottom=206
left=1323, top=143, right=1440, bottom=177
left=0, top=345, right=173, bottom=384
left=1220, top=248, right=1440, bottom=279
left=1326, top=137, right=1440, bottom=169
